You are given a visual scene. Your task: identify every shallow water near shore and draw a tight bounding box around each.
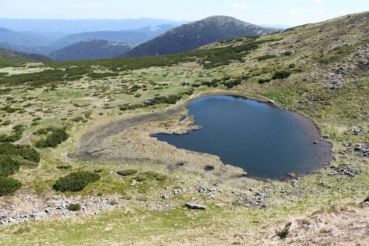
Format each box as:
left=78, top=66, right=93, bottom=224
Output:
left=155, top=95, right=331, bottom=179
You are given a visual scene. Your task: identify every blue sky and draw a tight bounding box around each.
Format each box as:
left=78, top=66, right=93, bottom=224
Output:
left=0, top=0, right=368, bottom=26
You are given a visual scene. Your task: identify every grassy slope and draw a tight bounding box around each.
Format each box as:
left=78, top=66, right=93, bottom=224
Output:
left=0, top=12, right=368, bottom=245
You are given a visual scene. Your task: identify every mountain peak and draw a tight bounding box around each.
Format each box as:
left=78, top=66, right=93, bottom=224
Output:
left=123, top=16, right=276, bottom=57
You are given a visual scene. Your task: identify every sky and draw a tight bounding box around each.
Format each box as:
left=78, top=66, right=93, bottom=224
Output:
left=0, top=0, right=368, bottom=26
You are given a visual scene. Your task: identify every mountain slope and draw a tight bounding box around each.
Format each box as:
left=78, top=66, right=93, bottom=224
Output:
left=0, top=47, right=50, bottom=61
left=50, top=40, right=134, bottom=61
left=0, top=28, right=53, bottom=53
left=49, top=25, right=174, bottom=50
left=123, top=16, right=277, bottom=57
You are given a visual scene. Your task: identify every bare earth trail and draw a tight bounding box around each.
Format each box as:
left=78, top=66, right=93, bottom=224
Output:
left=74, top=106, right=184, bottom=161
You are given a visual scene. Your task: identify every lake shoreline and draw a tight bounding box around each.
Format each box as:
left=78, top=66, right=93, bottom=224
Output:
left=74, top=90, right=333, bottom=181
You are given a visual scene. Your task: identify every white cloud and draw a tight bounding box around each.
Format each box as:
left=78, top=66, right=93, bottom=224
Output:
left=314, top=0, right=322, bottom=5
left=231, top=3, right=248, bottom=12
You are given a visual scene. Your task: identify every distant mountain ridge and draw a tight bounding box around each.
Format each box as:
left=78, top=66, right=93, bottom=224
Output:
left=0, top=24, right=177, bottom=58
left=50, top=40, right=133, bottom=61
left=0, top=18, right=185, bottom=33
left=123, top=16, right=277, bottom=57
left=0, top=47, right=50, bottom=61
left=0, top=27, right=54, bottom=54
left=50, top=24, right=174, bottom=50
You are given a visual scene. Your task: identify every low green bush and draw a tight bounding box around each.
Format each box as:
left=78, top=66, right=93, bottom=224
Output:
left=1, top=106, right=20, bottom=114
left=0, top=155, right=20, bottom=177
left=0, top=143, right=40, bottom=163
left=142, top=171, right=167, bottom=181
left=0, top=177, right=22, bottom=196
left=272, top=70, right=291, bottom=80
left=53, top=171, right=100, bottom=192
left=316, top=44, right=356, bottom=64
left=88, top=72, right=118, bottom=79
left=71, top=116, right=84, bottom=122
left=257, top=54, right=276, bottom=61
left=0, top=133, right=19, bottom=143
left=0, top=67, right=90, bottom=88
left=1, top=120, right=11, bottom=126
left=223, top=78, right=243, bottom=89
left=119, top=104, right=142, bottom=111
left=135, top=174, right=147, bottom=182
left=0, top=125, right=26, bottom=143
left=35, top=128, right=69, bottom=148
left=145, top=94, right=183, bottom=106
left=258, top=78, right=271, bottom=84
left=67, top=203, right=81, bottom=211
left=117, top=169, right=138, bottom=176
left=57, top=165, right=72, bottom=170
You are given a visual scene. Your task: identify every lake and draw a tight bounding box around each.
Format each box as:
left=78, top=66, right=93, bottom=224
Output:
left=154, top=95, right=331, bottom=179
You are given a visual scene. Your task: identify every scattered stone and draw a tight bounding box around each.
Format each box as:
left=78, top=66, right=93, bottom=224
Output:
left=275, top=222, right=292, bottom=239
left=359, top=196, right=369, bottom=208
left=235, top=172, right=248, bottom=178
left=351, top=126, right=362, bottom=135
left=243, top=191, right=269, bottom=208
left=287, top=172, right=298, bottom=179
left=185, top=202, right=206, bottom=210
left=328, top=165, right=361, bottom=177
left=144, top=99, right=154, bottom=105
left=173, top=189, right=183, bottom=195
left=354, top=143, right=369, bottom=157
left=107, top=79, right=117, bottom=85
left=176, top=162, right=186, bottom=167
left=161, top=188, right=184, bottom=200
left=197, top=186, right=217, bottom=197
left=327, top=69, right=344, bottom=89
left=0, top=195, right=124, bottom=227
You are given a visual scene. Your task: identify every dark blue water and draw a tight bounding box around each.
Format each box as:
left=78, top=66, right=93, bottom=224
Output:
left=155, top=96, right=331, bottom=179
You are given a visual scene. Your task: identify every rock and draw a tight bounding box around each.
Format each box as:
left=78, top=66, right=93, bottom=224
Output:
left=173, top=189, right=183, bottom=195
left=244, top=191, right=269, bottom=208
left=197, top=186, right=217, bottom=196
left=108, top=198, right=119, bottom=205
left=359, top=196, right=369, bottom=208
left=204, top=165, right=215, bottom=171
left=144, top=99, right=154, bottom=105
left=275, top=222, right=292, bottom=239
left=0, top=194, right=126, bottom=227
left=351, top=126, right=362, bottom=135
left=161, top=193, right=170, bottom=200
left=287, top=172, right=297, bottom=179
left=185, top=202, right=206, bottom=210
left=329, top=165, right=361, bottom=177
left=354, top=143, right=369, bottom=157
left=313, top=141, right=319, bottom=144
left=327, top=70, right=344, bottom=89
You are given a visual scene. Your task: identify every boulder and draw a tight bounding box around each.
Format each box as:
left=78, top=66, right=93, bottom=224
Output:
left=185, top=202, right=206, bottom=210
